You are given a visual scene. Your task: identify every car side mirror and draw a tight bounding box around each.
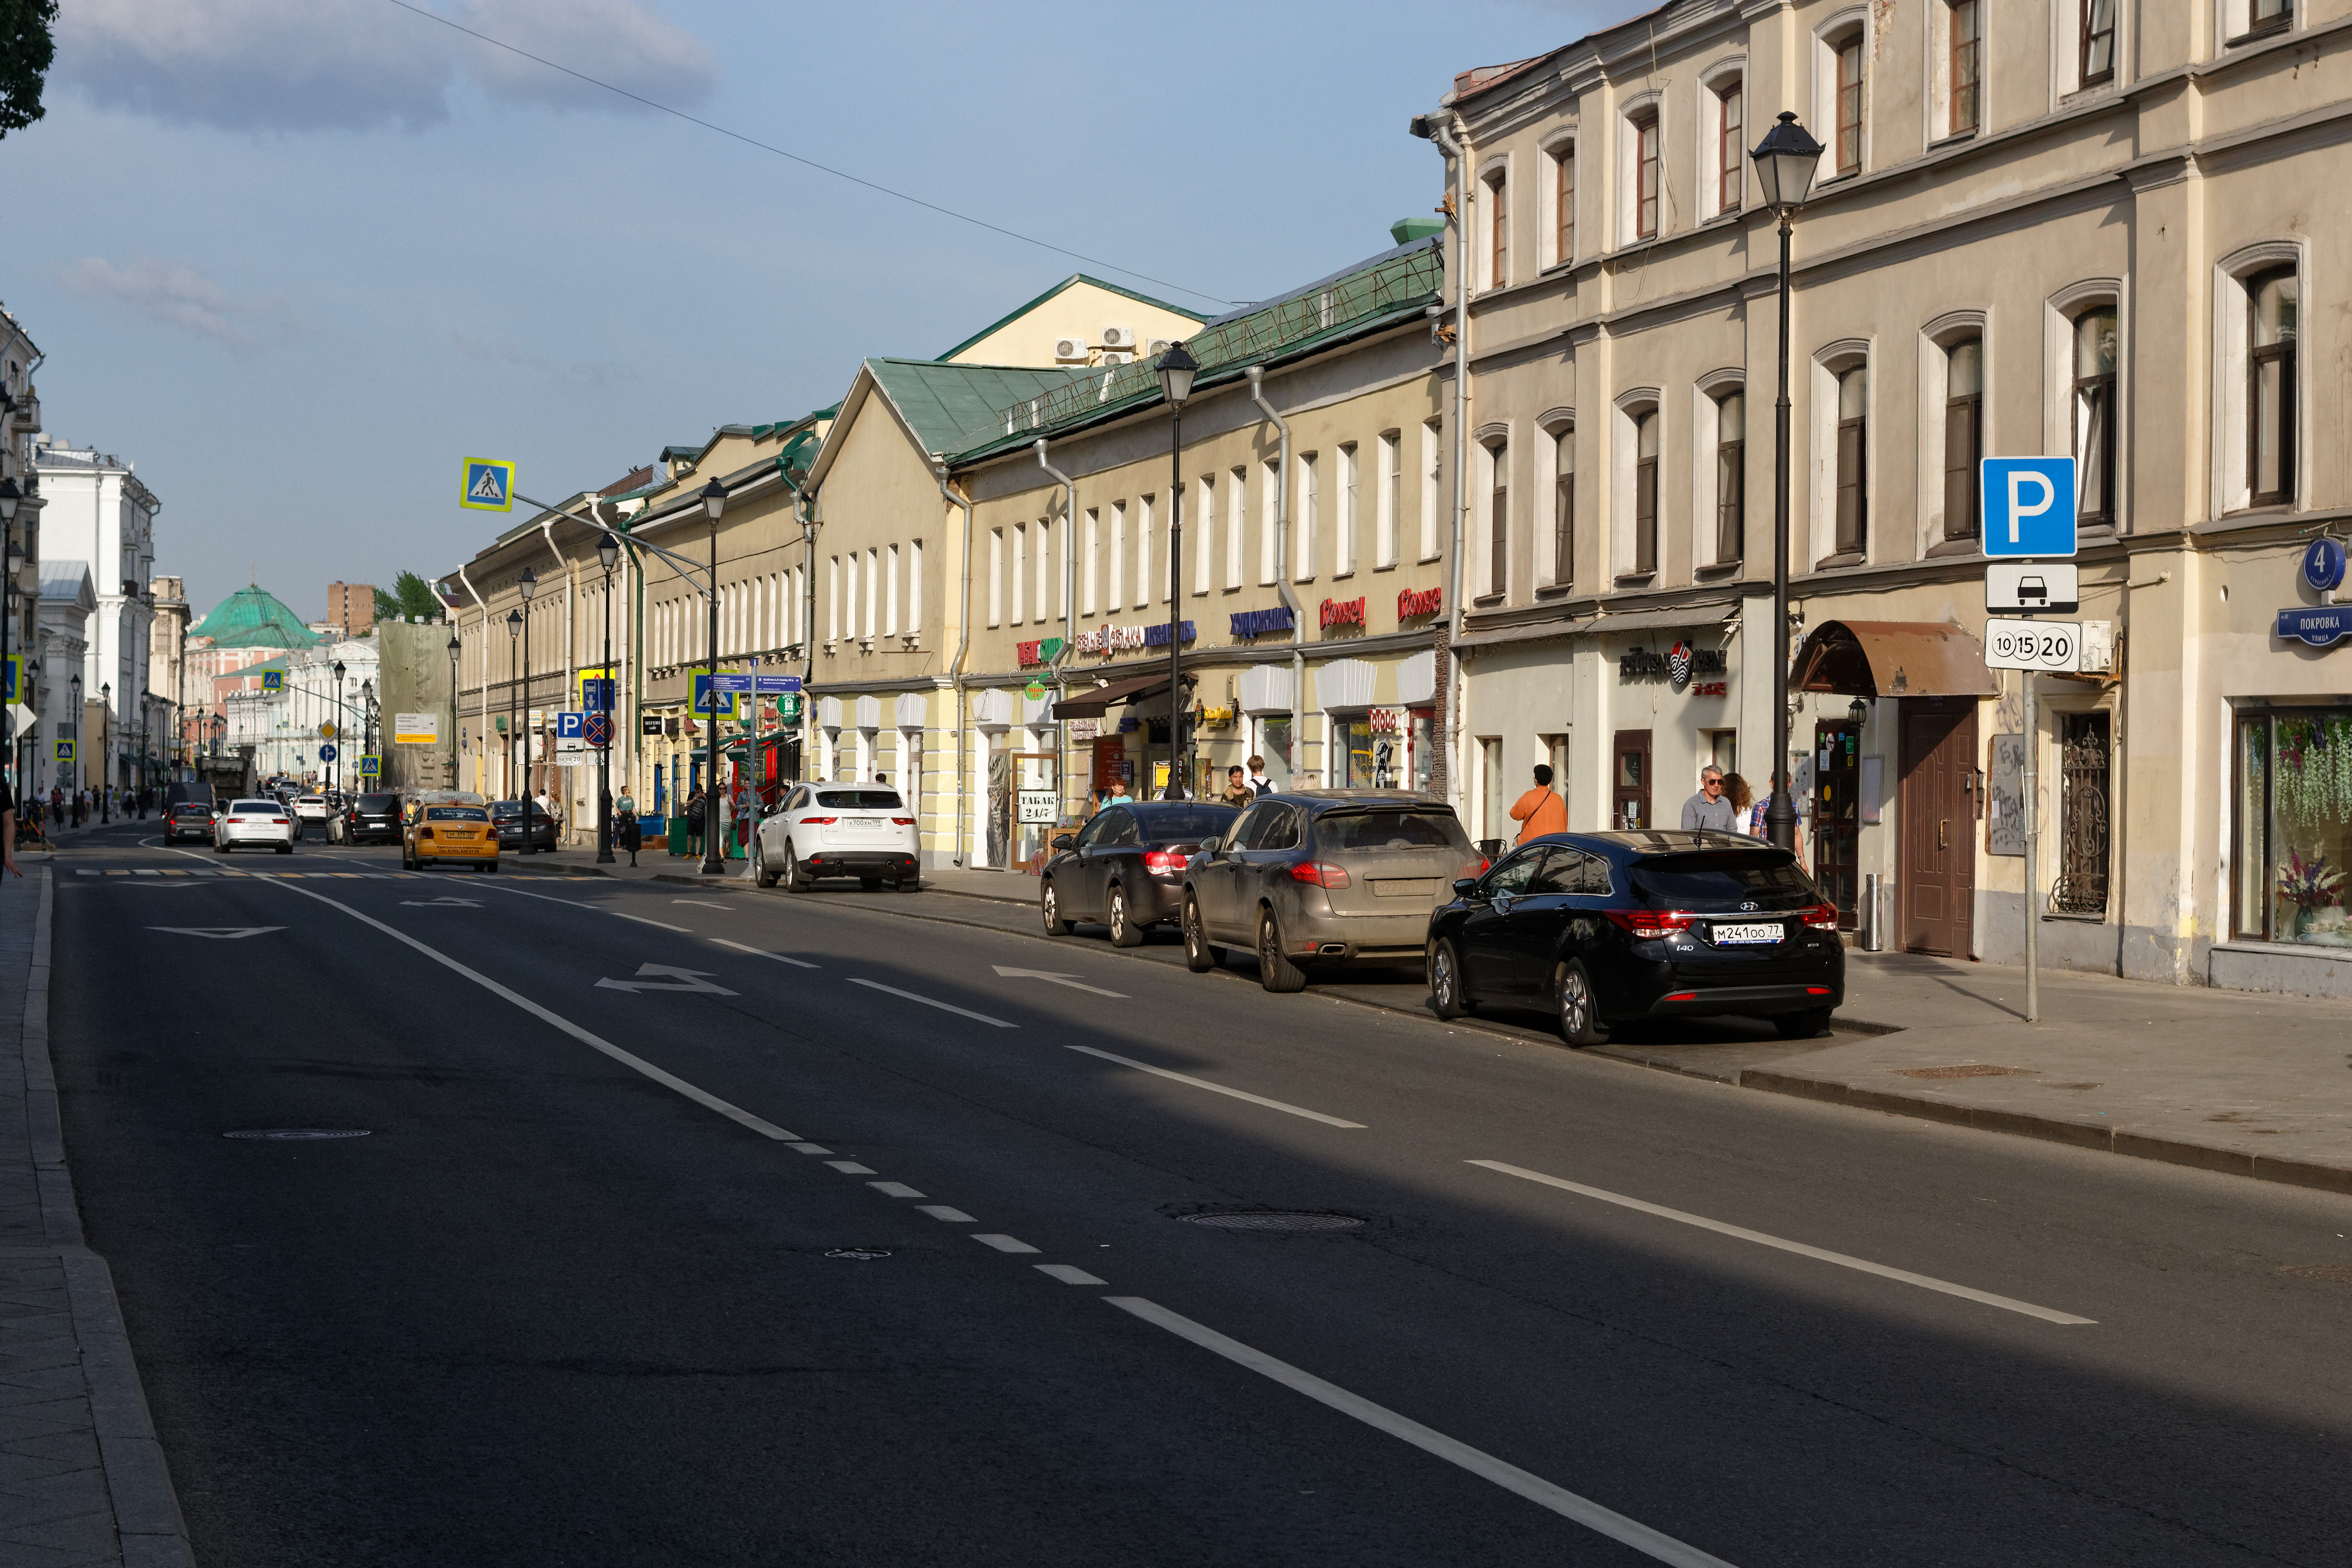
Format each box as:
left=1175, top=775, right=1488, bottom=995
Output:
left=1051, top=832, right=1076, bottom=851
left=1198, top=837, right=1220, bottom=856
left=1451, top=877, right=1480, bottom=898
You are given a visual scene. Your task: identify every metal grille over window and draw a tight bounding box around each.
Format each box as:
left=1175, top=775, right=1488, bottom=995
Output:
left=2051, top=712, right=2112, bottom=916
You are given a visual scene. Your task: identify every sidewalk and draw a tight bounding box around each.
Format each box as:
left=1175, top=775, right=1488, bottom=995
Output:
left=0, top=867, right=194, bottom=1567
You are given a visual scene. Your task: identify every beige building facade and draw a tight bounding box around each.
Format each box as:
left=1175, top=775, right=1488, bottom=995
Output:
left=1425, top=0, right=2352, bottom=995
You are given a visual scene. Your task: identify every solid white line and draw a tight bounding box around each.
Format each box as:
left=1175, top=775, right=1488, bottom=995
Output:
left=483, top=883, right=601, bottom=908
left=673, top=899, right=733, bottom=908
left=972, top=1233, right=1039, bottom=1254
left=613, top=911, right=692, bottom=932
left=868, top=1181, right=925, bottom=1199
left=1105, top=1295, right=1739, bottom=1567
left=710, top=937, right=819, bottom=968
left=1465, top=1161, right=2097, bottom=1326
left=1062, top=1044, right=1367, bottom=1129
left=847, top=978, right=1016, bottom=1028
left=826, top=1160, right=876, bottom=1175
left=1035, top=1264, right=1105, bottom=1285
left=918, top=1205, right=976, bottom=1223
left=265, top=882, right=801, bottom=1143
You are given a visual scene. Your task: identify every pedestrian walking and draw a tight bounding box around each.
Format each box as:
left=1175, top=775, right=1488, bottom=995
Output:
left=683, top=788, right=706, bottom=856
left=1723, top=773, right=1761, bottom=837
left=1245, top=755, right=1275, bottom=796
left=1220, top=765, right=1252, bottom=808
left=618, top=804, right=642, bottom=866
left=1680, top=765, right=1737, bottom=832
left=1, top=771, right=19, bottom=878
left=1508, top=764, right=1568, bottom=843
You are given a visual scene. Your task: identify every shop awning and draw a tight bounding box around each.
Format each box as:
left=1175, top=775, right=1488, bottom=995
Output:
left=1791, top=620, right=1999, bottom=698
left=1449, top=599, right=1740, bottom=652
left=1050, top=672, right=1178, bottom=720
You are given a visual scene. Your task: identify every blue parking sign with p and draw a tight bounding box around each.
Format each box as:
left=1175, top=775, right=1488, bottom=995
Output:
left=1981, top=456, right=2078, bottom=558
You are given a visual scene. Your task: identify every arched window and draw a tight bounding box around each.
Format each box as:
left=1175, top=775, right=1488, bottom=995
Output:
left=1835, top=365, right=1869, bottom=554
left=2248, top=270, right=2297, bottom=506
left=2072, top=308, right=2117, bottom=525
left=1715, top=391, right=1744, bottom=563
left=1943, top=338, right=1983, bottom=540
left=1634, top=413, right=1660, bottom=573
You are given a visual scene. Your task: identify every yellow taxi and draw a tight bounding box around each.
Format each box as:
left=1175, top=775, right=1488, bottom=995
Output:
left=402, top=792, right=499, bottom=872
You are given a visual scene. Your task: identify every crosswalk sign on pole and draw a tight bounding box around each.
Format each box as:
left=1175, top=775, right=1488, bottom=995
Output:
left=461, top=458, right=516, bottom=513
left=359, top=753, right=381, bottom=777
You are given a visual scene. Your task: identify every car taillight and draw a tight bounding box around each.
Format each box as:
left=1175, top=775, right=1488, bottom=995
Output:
left=271, top=818, right=288, bottom=825
left=891, top=817, right=915, bottom=825
left=1457, top=857, right=1490, bottom=881
left=226, top=817, right=245, bottom=824
left=801, top=816, right=838, bottom=826
left=1142, top=849, right=1188, bottom=876
left=419, top=828, right=434, bottom=840
left=1289, top=861, right=1351, bottom=889
left=1798, top=902, right=1840, bottom=930
left=1604, top=909, right=1694, bottom=939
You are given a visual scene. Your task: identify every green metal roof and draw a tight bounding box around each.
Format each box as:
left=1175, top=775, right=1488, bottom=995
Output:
left=865, top=359, right=1090, bottom=456
left=189, top=585, right=323, bottom=650
left=933, top=274, right=1213, bottom=364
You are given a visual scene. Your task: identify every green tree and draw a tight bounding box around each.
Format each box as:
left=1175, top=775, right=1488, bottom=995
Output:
left=0, top=0, right=55, bottom=139
left=373, top=572, right=446, bottom=622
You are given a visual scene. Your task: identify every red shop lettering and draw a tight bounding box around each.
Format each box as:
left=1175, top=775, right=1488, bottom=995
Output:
left=1396, top=585, right=1444, bottom=620
left=1320, top=596, right=1367, bottom=629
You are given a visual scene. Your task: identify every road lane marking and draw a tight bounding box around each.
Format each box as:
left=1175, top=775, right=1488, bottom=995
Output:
left=268, top=882, right=801, bottom=1144
left=1036, top=1264, right=1105, bottom=1285
left=134, top=869, right=159, bottom=877
left=991, top=965, right=1128, bottom=998
left=594, top=964, right=738, bottom=996
left=1466, top=1160, right=2097, bottom=1326
left=973, top=1234, right=1039, bottom=1254
left=918, top=1205, right=976, bottom=1223
left=1105, top=1296, right=1739, bottom=1567
left=613, top=911, right=692, bottom=932
left=847, top=978, right=1015, bottom=1028
left=788, top=1142, right=831, bottom=1154
left=1062, top=1044, right=1366, bottom=1129
left=146, top=927, right=284, bottom=940
left=826, top=1161, right=876, bottom=1175
left=709, top=938, right=818, bottom=968
left=869, top=1181, right=926, bottom=1198
left=483, top=884, right=601, bottom=908
left=673, top=900, right=733, bottom=909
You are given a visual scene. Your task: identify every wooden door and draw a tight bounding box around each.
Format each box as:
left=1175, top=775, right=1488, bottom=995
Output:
left=1812, top=720, right=1861, bottom=926
left=1898, top=702, right=1977, bottom=956
left=1612, top=730, right=1653, bottom=830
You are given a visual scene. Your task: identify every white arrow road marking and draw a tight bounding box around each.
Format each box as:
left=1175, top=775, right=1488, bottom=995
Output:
left=400, top=897, right=482, bottom=907
left=594, top=963, right=740, bottom=996
left=990, top=965, right=1128, bottom=998
left=147, top=926, right=284, bottom=939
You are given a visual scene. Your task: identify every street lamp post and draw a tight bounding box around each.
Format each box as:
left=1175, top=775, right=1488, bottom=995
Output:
left=0, top=480, right=21, bottom=795
left=1156, top=341, right=1197, bottom=799
left=69, top=674, right=81, bottom=798
left=517, top=568, right=538, bottom=850
left=505, top=608, right=522, bottom=809
left=698, top=479, right=727, bottom=876
left=596, top=532, right=619, bottom=864
left=99, top=682, right=111, bottom=820
left=1749, top=110, right=1825, bottom=854
left=331, top=659, right=346, bottom=801
left=447, top=628, right=462, bottom=791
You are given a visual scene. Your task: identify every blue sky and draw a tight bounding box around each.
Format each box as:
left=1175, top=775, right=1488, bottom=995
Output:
left=7, top=0, right=1616, bottom=622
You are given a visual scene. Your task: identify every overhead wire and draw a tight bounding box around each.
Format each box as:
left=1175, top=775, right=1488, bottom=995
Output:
left=379, top=0, right=1238, bottom=307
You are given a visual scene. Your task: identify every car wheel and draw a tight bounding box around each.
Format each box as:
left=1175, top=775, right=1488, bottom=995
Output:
left=1041, top=879, right=1073, bottom=935
left=1256, top=908, right=1308, bottom=993
left=274, top=843, right=293, bottom=855
left=1429, top=937, right=1471, bottom=1019
left=1182, top=895, right=1221, bottom=972
left=484, top=860, right=499, bottom=874
left=859, top=876, right=884, bottom=892
left=752, top=838, right=775, bottom=888
left=1774, top=1007, right=1833, bottom=1040
left=213, top=842, right=229, bottom=855
left=783, top=844, right=812, bottom=892
left=1554, top=960, right=1606, bottom=1047
left=1107, top=884, right=1142, bottom=947
left=897, top=872, right=920, bottom=892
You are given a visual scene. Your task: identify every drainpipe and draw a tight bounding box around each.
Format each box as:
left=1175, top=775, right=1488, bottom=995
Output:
left=455, top=564, right=490, bottom=793
left=1246, top=367, right=1306, bottom=784
left=938, top=463, right=974, bottom=866
left=1414, top=111, right=1472, bottom=813
left=540, top=512, right=580, bottom=842
left=1035, top=439, right=1078, bottom=816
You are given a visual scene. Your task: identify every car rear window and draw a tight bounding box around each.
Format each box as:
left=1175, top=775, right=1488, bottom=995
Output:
left=816, top=790, right=904, bottom=809
left=427, top=806, right=487, bottom=822
left=357, top=794, right=399, bottom=810
left=1314, top=809, right=1466, bottom=851
left=1132, top=806, right=1236, bottom=841
left=229, top=800, right=279, bottom=813
left=1632, top=852, right=1817, bottom=910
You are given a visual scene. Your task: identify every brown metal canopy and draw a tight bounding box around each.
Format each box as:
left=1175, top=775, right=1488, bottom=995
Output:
left=1048, top=672, right=1178, bottom=719
left=1790, top=620, right=1999, bottom=698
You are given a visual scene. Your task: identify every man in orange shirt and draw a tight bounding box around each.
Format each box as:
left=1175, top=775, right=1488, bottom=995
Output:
left=1509, top=764, right=1568, bottom=843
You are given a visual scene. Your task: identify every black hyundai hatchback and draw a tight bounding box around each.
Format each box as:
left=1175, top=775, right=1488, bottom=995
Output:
left=1426, top=830, right=1843, bottom=1044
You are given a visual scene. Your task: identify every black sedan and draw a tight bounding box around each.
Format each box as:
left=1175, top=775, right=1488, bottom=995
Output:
left=162, top=800, right=216, bottom=844
left=490, top=800, right=559, bottom=853
left=1427, top=830, right=1843, bottom=1044
left=341, top=791, right=403, bottom=845
left=1040, top=800, right=1240, bottom=947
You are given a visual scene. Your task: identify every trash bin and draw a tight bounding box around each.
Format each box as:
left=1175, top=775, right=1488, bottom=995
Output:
left=667, top=815, right=690, bottom=856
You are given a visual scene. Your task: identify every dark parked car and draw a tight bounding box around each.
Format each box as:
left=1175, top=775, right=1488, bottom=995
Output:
left=342, top=791, right=403, bottom=845
left=1040, top=800, right=1242, bottom=947
left=490, top=799, right=558, bottom=853
left=162, top=799, right=217, bottom=844
left=1426, top=830, right=1844, bottom=1044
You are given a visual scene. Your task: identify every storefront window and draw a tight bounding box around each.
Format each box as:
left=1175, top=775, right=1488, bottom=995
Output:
left=2234, top=710, right=2352, bottom=945
left=1411, top=708, right=1435, bottom=795
left=1336, top=717, right=1375, bottom=788
left=1257, top=717, right=1292, bottom=789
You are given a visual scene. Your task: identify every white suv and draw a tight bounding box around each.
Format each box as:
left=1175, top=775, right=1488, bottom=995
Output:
left=753, top=783, right=921, bottom=892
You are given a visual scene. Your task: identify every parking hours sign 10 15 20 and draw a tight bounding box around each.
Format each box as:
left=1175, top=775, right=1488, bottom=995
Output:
left=1984, top=618, right=2082, bottom=673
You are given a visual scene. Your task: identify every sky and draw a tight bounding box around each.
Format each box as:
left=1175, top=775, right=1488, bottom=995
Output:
left=5, top=0, right=1617, bottom=624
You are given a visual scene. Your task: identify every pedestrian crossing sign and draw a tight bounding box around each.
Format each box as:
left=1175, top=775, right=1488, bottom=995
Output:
left=359, top=753, right=381, bottom=777
left=260, top=670, right=284, bottom=692
left=3, top=654, right=16, bottom=703
left=461, top=457, right=515, bottom=513
left=54, top=740, right=72, bottom=763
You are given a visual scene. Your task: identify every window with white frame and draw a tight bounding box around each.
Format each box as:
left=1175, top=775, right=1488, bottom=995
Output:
left=1336, top=442, right=1358, bottom=576
left=1377, top=431, right=1401, bottom=568
left=1549, top=141, right=1576, bottom=267
left=2081, top=0, right=2116, bottom=84
left=1009, top=524, right=1026, bottom=626
left=1193, top=477, right=1214, bottom=595
left=1296, top=452, right=1319, bottom=583
left=1699, top=69, right=1744, bottom=219
left=1623, top=103, right=1663, bottom=241
left=1480, top=435, right=1508, bottom=598
left=1038, top=519, right=1054, bottom=621
left=1138, top=494, right=1154, bottom=607
left=1420, top=419, right=1443, bottom=560
left=909, top=539, right=923, bottom=630
left=1633, top=413, right=1658, bottom=574
left=1483, top=167, right=1508, bottom=289
left=2072, top=307, right=2117, bottom=528
left=1943, top=338, right=1982, bottom=542
left=1714, top=390, right=1745, bottom=564
left=886, top=544, right=901, bottom=637
left=864, top=547, right=879, bottom=637
left=2227, top=0, right=2289, bottom=48
left=988, top=528, right=1004, bottom=628
left=1548, top=422, right=1574, bottom=587
left=2249, top=268, right=2298, bottom=507
left=1228, top=466, right=1247, bottom=589
left=1083, top=508, right=1099, bottom=615
left=1109, top=501, right=1126, bottom=610
left=1834, top=362, right=1869, bottom=555
left=1260, top=460, right=1280, bottom=583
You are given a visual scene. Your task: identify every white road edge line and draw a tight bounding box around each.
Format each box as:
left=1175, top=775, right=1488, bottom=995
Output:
left=267, top=882, right=801, bottom=1144
left=1466, top=1160, right=2097, bottom=1326
left=847, top=978, right=1016, bottom=1028
left=1107, top=1296, right=1738, bottom=1567
left=1062, top=1044, right=1366, bottom=1129
left=710, top=937, right=819, bottom=969
left=613, top=911, right=693, bottom=932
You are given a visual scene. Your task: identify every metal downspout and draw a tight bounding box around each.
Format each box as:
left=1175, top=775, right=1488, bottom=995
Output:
left=455, top=564, right=490, bottom=793
left=1246, top=367, right=1305, bottom=784
left=541, top=513, right=580, bottom=841
left=938, top=464, right=974, bottom=867
left=1034, top=439, right=1077, bottom=813
left=1420, top=113, right=1472, bottom=813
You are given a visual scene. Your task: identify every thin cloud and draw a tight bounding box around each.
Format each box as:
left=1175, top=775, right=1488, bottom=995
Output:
left=59, top=256, right=308, bottom=351
left=54, top=0, right=716, bottom=133
left=450, top=331, right=636, bottom=387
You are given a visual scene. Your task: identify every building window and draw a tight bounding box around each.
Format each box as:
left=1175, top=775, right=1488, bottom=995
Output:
left=1553, top=143, right=1575, bottom=264
left=1420, top=420, right=1443, bottom=561
left=1228, top=466, right=1248, bottom=589
left=1486, top=171, right=1508, bottom=288
left=1716, top=80, right=1743, bottom=213
left=1261, top=460, right=1280, bottom=583
left=2234, top=0, right=2291, bottom=45
left=1835, top=365, right=1868, bottom=554
left=1943, top=338, right=1983, bottom=541
left=1715, top=392, right=1744, bottom=564
left=1108, top=502, right=1125, bottom=611
left=1139, top=494, right=1156, bottom=607
left=1337, top=441, right=1358, bottom=576
left=1949, top=1, right=1982, bottom=132
left=1377, top=431, right=1401, bottom=568
left=2249, top=268, right=2297, bottom=506
left=1633, top=112, right=1661, bottom=239
left=2072, top=308, right=2117, bottom=526
left=1485, top=439, right=1508, bottom=597
left=2233, top=709, right=2352, bottom=943
left=1193, top=481, right=1213, bottom=595
left=2079, top=0, right=2115, bottom=85
left=1297, top=453, right=1319, bottom=583
left=1083, top=508, right=1099, bottom=615
left=1834, top=32, right=1865, bottom=175
left=1009, top=523, right=1025, bottom=625
left=1634, top=413, right=1658, bottom=574
left=2052, top=711, right=2112, bottom=917
left=1551, top=426, right=1574, bottom=586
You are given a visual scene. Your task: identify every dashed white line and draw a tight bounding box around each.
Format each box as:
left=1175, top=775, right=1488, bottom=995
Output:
left=826, top=1160, right=877, bottom=1175
left=847, top=978, right=1016, bottom=1028
left=788, top=1142, right=831, bottom=1154
left=1106, top=1295, right=1739, bottom=1568
left=971, top=1234, right=1039, bottom=1254
left=1062, top=1044, right=1366, bottom=1129
left=868, top=1181, right=926, bottom=1199
left=1035, top=1264, right=1105, bottom=1286
left=673, top=899, right=734, bottom=909
left=1466, top=1160, right=2097, bottom=1326
left=483, top=884, right=601, bottom=908
left=613, top=911, right=692, bottom=932
left=917, top=1205, right=976, bottom=1224
left=710, top=937, right=819, bottom=968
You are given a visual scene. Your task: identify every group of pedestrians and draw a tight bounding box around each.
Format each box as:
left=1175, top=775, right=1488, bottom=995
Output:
left=1088, top=754, right=1283, bottom=814
left=1507, top=760, right=1777, bottom=847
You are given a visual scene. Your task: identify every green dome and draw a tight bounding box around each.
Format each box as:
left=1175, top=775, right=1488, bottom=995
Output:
left=190, top=584, right=323, bottom=650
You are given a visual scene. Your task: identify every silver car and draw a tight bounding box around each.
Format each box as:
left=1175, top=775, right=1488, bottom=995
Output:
left=1180, top=790, right=1481, bottom=992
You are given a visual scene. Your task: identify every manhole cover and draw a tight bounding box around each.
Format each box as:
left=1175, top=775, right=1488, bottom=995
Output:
left=1179, top=1211, right=1363, bottom=1233
left=825, top=1247, right=892, bottom=1259
left=2278, top=1263, right=2352, bottom=1284
left=223, top=1129, right=372, bottom=1141
left=1898, top=1064, right=2034, bottom=1080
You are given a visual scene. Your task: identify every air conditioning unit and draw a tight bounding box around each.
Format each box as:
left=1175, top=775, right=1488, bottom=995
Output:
left=1101, top=351, right=1134, bottom=367
left=1101, top=325, right=1137, bottom=350
left=1053, top=336, right=1088, bottom=364
left=1146, top=338, right=1175, bottom=358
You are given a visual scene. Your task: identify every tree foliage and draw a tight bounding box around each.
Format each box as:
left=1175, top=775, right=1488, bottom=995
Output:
left=0, top=0, right=55, bottom=139
left=373, top=572, right=446, bottom=622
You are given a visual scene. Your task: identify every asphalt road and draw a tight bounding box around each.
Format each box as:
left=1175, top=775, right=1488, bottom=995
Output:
left=49, top=823, right=2352, bottom=1566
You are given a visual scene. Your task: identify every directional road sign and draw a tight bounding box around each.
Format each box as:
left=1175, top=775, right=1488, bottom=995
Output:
left=318, top=743, right=338, bottom=762
left=1985, top=563, right=2079, bottom=615
left=1981, top=456, right=2078, bottom=558
left=1984, top=617, right=2082, bottom=673
left=583, top=712, right=614, bottom=749
left=461, top=457, right=515, bottom=512
left=753, top=674, right=802, bottom=694
left=711, top=672, right=753, bottom=693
